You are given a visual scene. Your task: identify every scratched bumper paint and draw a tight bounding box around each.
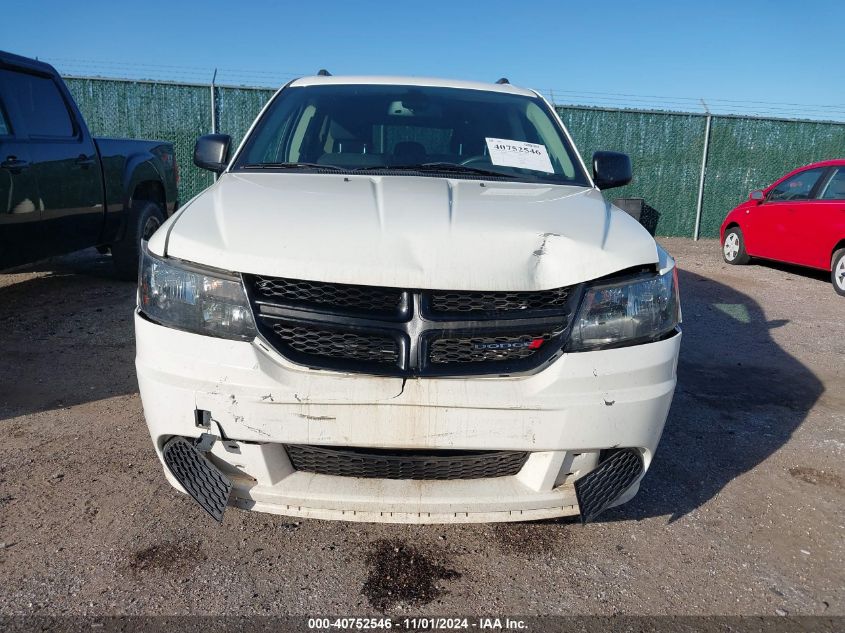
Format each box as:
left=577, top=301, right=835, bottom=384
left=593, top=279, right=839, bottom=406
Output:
left=136, top=313, right=680, bottom=523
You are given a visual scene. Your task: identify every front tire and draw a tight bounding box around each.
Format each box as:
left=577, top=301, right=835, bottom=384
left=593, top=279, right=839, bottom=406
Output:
left=723, top=227, right=750, bottom=265
left=832, top=249, right=845, bottom=296
left=111, top=201, right=165, bottom=281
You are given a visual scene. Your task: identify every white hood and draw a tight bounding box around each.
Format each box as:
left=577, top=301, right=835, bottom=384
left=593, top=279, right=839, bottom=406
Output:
left=156, top=172, right=658, bottom=290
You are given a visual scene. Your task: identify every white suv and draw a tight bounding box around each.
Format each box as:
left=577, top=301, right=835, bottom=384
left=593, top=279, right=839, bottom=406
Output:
left=135, top=75, right=681, bottom=524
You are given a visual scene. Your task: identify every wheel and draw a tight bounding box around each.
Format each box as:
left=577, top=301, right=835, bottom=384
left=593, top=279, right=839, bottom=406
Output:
left=832, top=249, right=845, bottom=296
left=722, top=227, right=750, bottom=265
left=111, top=200, right=165, bottom=281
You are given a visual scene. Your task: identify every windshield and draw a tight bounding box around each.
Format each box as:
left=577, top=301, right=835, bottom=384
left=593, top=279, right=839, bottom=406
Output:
left=233, top=84, right=590, bottom=186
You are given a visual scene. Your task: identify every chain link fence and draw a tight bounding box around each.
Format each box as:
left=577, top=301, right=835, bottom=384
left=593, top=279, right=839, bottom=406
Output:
left=65, top=76, right=845, bottom=238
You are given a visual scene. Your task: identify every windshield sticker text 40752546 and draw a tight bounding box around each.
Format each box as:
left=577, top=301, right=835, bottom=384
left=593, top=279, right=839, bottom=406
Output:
left=485, top=137, right=554, bottom=174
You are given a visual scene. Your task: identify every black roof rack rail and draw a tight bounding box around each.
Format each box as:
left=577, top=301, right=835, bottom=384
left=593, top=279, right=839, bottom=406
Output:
left=317, top=69, right=332, bottom=77
left=495, top=77, right=510, bottom=85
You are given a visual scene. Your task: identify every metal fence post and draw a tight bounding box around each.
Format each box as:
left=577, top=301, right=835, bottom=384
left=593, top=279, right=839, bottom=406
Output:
left=210, top=69, right=218, bottom=181
left=210, top=68, right=218, bottom=134
left=693, top=100, right=712, bottom=240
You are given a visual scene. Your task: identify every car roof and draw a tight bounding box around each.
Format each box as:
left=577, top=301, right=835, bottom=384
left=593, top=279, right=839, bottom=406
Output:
left=0, top=50, right=57, bottom=75
left=796, top=159, right=845, bottom=170
left=289, top=75, right=538, bottom=98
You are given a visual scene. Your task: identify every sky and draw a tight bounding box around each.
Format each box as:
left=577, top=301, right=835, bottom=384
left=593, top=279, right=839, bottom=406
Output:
left=2, top=0, right=844, bottom=120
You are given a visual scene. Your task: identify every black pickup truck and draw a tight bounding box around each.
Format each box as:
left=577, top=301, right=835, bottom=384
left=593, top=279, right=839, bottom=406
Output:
left=0, top=51, right=178, bottom=279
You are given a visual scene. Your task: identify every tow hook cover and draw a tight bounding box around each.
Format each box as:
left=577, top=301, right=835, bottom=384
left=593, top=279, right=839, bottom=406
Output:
left=162, top=436, right=232, bottom=522
left=574, top=448, right=643, bottom=524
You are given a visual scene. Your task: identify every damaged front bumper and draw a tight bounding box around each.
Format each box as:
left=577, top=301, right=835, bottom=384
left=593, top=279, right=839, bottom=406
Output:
left=136, top=313, right=680, bottom=524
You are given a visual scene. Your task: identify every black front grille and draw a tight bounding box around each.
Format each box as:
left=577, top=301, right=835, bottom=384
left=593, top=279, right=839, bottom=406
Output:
left=270, top=322, right=399, bottom=365
left=245, top=274, right=579, bottom=377
left=429, top=332, right=558, bottom=364
left=286, top=444, right=529, bottom=480
left=429, top=287, right=570, bottom=316
left=253, top=275, right=403, bottom=316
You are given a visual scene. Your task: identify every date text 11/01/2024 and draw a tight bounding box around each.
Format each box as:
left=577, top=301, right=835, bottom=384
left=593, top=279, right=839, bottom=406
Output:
left=307, top=617, right=528, bottom=630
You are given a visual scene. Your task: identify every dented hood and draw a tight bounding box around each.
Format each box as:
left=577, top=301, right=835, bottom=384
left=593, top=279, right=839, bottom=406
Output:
left=159, top=172, right=658, bottom=290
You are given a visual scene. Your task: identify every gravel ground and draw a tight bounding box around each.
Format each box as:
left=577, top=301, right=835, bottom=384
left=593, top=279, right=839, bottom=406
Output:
left=0, top=238, right=842, bottom=617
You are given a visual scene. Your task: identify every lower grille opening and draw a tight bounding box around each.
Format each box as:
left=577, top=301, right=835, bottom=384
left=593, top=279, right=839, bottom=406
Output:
left=286, top=445, right=530, bottom=480
left=574, top=448, right=643, bottom=524
left=162, top=436, right=232, bottom=522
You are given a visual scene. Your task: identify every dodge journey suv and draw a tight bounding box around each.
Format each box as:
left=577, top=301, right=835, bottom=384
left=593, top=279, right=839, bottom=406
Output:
left=135, top=75, right=681, bottom=524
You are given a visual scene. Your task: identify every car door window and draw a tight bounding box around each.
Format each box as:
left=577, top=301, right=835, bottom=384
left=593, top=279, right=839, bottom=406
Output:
left=819, top=167, right=845, bottom=200
left=767, top=168, right=825, bottom=202
left=5, top=70, right=74, bottom=138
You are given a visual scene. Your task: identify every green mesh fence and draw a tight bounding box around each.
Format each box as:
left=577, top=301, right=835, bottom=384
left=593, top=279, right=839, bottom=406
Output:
left=216, top=86, right=276, bottom=155
left=698, top=117, right=845, bottom=238
left=63, top=77, right=845, bottom=238
left=557, top=107, right=707, bottom=237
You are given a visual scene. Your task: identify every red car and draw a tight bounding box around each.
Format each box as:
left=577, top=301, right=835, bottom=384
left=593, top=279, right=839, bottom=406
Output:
left=721, top=159, right=845, bottom=295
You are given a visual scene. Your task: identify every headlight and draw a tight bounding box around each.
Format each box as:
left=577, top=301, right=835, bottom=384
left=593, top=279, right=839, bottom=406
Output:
left=138, top=244, right=256, bottom=340
left=567, top=266, right=680, bottom=351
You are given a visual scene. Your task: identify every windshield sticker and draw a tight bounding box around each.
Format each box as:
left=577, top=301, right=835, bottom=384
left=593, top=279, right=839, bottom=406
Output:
left=485, top=138, right=554, bottom=173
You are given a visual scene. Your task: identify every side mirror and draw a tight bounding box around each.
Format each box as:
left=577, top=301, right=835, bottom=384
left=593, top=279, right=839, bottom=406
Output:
left=194, top=134, right=231, bottom=173
left=592, top=151, right=632, bottom=190
left=749, top=190, right=765, bottom=201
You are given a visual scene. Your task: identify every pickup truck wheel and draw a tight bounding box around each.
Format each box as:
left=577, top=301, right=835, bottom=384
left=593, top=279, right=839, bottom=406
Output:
left=832, top=249, right=845, bottom=296
left=722, top=227, right=750, bottom=265
left=111, top=201, right=165, bottom=281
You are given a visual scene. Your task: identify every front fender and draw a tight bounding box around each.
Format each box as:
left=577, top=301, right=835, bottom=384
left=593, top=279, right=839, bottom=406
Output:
left=720, top=208, right=745, bottom=241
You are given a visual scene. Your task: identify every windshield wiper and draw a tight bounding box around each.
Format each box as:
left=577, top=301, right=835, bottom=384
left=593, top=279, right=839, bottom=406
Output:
left=241, top=161, right=509, bottom=179
left=355, top=162, right=508, bottom=179
left=240, top=162, right=344, bottom=171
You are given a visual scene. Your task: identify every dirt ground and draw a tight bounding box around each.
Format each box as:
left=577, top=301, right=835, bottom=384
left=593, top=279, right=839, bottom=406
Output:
left=0, top=238, right=842, bottom=617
